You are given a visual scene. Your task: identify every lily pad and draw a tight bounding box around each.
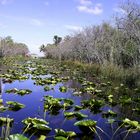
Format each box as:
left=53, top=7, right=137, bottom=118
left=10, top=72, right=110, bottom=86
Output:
left=74, top=119, right=97, bottom=127
left=7, top=134, right=29, bottom=140
left=55, top=129, right=76, bottom=139
left=64, top=112, right=87, bottom=120
left=59, top=86, right=67, bottom=93
left=6, top=101, right=25, bottom=111
left=22, top=117, right=51, bottom=133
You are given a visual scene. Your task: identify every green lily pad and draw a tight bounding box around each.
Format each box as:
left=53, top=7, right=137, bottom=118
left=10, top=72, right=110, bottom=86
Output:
left=6, top=89, right=32, bottom=96
left=22, top=117, right=51, bottom=132
left=74, top=119, right=97, bottom=127
left=44, top=86, right=51, bottom=91
left=64, top=112, right=87, bottom=120
left=102, top=110, right=117, bottom=118
left=6, top=101, right=25, bottom=111
left=55, top=129, right=76, bottom=138
left=54, top=136, right=67, bottom=140
left=74, top=105, right=83, bottom=111
left=59, top=86, right=67, bottom=93
left=7, top=134, right=29, bottom=140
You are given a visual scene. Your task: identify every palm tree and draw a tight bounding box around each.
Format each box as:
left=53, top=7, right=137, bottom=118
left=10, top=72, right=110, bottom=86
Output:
left=53, top=35, right=62, bottom=46
left=40, top=44, right=46, bottom=52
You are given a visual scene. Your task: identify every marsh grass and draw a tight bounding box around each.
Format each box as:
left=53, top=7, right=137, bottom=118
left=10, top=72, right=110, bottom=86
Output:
left=58, top=60, right=140, bottom=87
left=0, top=116, right=11, bottom=139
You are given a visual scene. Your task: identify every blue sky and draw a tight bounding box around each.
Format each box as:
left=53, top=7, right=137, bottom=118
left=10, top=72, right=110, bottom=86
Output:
left=0, top=0, right=128, bottom=55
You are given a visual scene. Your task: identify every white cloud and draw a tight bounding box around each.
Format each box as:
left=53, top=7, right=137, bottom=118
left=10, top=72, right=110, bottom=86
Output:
left=79, top=0, right=92, bottom=6
left=0, top=0, right=13, bottom=5
left=0, top=14, right=45, bottom=27
left=65, top=25, right=82, bottom=31
left=30, top=19, right=44, bottom=26
left=113, top=7, right=126, bottom=14
left=77, top=3, right=103, bottom=15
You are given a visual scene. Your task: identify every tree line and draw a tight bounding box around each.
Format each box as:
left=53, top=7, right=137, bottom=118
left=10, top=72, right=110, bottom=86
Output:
left=0, top=36, right=29, bottom=58
left=40, top=1, right=140, bottom=68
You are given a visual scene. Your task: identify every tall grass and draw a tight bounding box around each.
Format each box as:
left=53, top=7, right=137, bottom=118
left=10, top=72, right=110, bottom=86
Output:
left=60, top=60, right=140, bottom=87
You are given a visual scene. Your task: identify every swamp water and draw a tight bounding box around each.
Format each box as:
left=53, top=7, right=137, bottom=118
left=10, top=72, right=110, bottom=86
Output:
left=0, top=60, right=140, bottom=140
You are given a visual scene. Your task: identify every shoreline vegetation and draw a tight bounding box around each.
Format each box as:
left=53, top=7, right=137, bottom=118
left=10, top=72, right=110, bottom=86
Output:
left=38, top=1, right=140, bottom=88
left=40, top=1, right=140, bottom=67
left=0, top=36, right=29, bottom=58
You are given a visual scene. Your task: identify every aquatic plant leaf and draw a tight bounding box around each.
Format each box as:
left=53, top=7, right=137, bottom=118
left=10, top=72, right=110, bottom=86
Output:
left=59, top=86, right=67, bottom=93
left=22, top=117, right=48, bottom=125
left=6, top=89, right=32, bottom=96
left=74, top=119, right=97, bottom=127
left=63, top=99, right=74, bottom=105
left=17, top=89, right=32, bottom=96
left=0, top=105, right=8, bottom=112
left=123, top=118, right=139, bottom=128
left=44, top=86, right=51, bottom=91
left=6, top=101, right=25, bottom=111
left=55, top=129, right=76, bottom=138
left=73, top=91, right=82, bottom=96
left=54, top=136, right=67, bottom=140
left=33, top=124, right=52, bottom=131
left=102, top=110, right=117, bottom=118
left=7, top=134, right=29, bottom=140
left=64, top=112, right=75, bottom=118
left=75, top=112, right=88, bottom=120
left=6, top=88, right=18, bottom=93
left=0, top=117, right=14, bottom=126
left=74, top=105, right=83, bottom=111
left=107, top=119, right=115, bottom=124
left=22, top=117, right=51, bottom=134
left=120, top=97, right=132, bottom=105
left=0, top=99, right=3, bottom=104
left=38, top=135, right=46, bottom=140
left=64, top=112, right=87, bottom=120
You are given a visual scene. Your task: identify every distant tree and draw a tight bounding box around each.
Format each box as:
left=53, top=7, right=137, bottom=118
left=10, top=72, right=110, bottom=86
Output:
left=40, top=44, right=46, bottom=52
left=53, top=35, right=62, bottom=46
left=115, top=0, right=140, bottom=67
left=0, top=36, right=29, bottom=57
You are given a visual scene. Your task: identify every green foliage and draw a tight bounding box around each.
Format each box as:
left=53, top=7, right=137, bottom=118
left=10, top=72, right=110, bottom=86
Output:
left=6, top=101, right=25, bottom=111
left=22, top=117, right=52, bottom=132
left=64, top=112, right=87, bottom=120
left=54, top=129, right=76, bottom=139
left=59, top=86, right=67, bottom=93
left=0, top=36, right=29, bottom=58
left=0, top=117, right=14, bottom=126
left=74, top=119, right=97, bottom=127
left=7, top=134, right=29, bottom=140
left=53, top=35, right=62, bottom=46
left=6, top=89, right=32, bottom=96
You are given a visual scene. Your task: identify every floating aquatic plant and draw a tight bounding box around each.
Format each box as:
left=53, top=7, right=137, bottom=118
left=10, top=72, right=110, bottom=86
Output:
left=6, top=101, right=25, bottom=111
left=59, top=86, right=67, bottom=93
left=64, top=112, right=87, bottom=120
left=7, top=134, right=29, bottom=140
left=102, top=110, right=117, bottom=118
left=6, top=88, right=32, bottom=96
left=54, top=129, right=76, bottom=140
left=22, top=117, right=52, bottom=133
